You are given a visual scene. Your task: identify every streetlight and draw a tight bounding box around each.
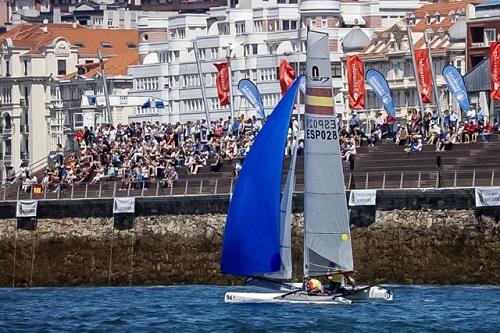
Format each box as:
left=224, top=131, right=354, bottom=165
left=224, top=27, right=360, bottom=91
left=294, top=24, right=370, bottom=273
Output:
left=226, top=44, right=235, bottom=124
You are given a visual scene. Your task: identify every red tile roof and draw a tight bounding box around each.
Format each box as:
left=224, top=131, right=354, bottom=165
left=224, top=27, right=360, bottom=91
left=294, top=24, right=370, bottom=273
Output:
left=0, top=23, right=139, bottom=76
left=357, top=1, right=483, bottom=60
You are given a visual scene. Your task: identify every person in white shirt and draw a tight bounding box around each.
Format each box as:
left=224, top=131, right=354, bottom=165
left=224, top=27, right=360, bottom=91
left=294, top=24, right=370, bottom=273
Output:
left=467, top=106, right=476, bottom=124
left=449, top=109, right=458, bottom=131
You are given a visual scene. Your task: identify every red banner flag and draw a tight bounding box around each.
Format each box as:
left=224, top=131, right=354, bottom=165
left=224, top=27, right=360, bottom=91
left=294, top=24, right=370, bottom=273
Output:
left=214, top=62, right=230, bottom=106
left=279, top=59, right=295, bottom=96
left=346, top=55, right=365, bottom=109
left=490, top=42, right=500, bottom=100
left=414, top=49, right=433, bottom=104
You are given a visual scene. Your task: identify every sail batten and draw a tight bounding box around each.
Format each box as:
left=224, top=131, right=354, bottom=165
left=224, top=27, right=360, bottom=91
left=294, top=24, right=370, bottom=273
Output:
left=304, top=30, right=354, bottom=277
left=220, top=78, right=301, bottom=277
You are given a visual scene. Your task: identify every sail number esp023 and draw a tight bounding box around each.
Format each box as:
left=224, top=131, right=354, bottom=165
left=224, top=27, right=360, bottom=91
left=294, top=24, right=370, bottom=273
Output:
left=305, top=118, right=338, bottom=141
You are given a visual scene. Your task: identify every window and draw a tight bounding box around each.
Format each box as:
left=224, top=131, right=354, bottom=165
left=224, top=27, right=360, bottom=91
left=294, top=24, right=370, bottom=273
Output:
left=5, top=60, right=10, bottom=77
left=311, top=19, right=316, bottom=28
left=24, top=60, right=28, bottom=76
left=322, top=17, right=328, bottom=28
left=282, top=20, right=298, bottom=31
left=101, top=42, right=113, bottom=48
left=252, top=44, right=258, bottom=55
left=58, top=60, right=66, bottom=75
left=331, top=63, right=341, bottom=78
left=235, top=21, right=245, bottom=35
left=485, top=29, right=496, bottom=45
left=127, top=42, right=137, bottom=48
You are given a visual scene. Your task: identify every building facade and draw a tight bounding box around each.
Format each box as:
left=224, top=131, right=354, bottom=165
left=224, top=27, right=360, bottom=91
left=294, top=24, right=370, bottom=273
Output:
left=345, top=1, right=484, bottom=128
left=0, top=23, right=138, bottom=179
left=128, top=0, right=428, bottom=125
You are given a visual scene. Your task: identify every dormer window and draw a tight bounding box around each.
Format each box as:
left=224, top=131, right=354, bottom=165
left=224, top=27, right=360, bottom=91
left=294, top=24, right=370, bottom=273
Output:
left=101, top=42, right=112, bottom=48
left=450, top=10, right=457, bottom=22
left=74, top=42, right=85, bottom=48
left=435, top=13, right=441, bottom=23
left=426, top=14, right=431, bottom=25
left=126, top=42, right=137, bottom=49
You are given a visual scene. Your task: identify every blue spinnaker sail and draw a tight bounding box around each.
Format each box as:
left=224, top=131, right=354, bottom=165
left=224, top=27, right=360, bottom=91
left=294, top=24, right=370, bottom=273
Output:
left=220, top=77, right=301, bottom=277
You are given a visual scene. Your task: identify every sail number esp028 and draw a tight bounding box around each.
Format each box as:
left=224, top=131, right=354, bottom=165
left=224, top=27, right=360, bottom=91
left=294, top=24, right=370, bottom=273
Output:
left=305, top=118, right=338, bottom=141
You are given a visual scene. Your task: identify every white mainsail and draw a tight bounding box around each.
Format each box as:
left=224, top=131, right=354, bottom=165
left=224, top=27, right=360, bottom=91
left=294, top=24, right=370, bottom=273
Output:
left=303, top=30, right=354, bottom=277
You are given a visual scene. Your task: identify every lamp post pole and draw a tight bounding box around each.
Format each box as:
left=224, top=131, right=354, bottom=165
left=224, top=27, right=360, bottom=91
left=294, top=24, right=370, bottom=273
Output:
left=226, top=45, right=235, bottom=124
left=424, top=30, right=444, bottom=131
left=284, top=51, right=301, bottom=129
left=98, top=49, right=113, bottom=125
left=407, top=24, right=426, bottom=121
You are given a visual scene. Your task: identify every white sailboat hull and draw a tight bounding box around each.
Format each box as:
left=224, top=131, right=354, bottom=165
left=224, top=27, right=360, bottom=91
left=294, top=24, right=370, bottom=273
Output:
left=243, top=277, right=393, bottom=301
left=224, top=291, right=352, bottom=304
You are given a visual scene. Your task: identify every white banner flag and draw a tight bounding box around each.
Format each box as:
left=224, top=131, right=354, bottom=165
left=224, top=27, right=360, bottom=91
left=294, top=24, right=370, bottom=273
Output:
left=349, top=190, right=377, bottom=206
left=475, top=187, right=500, bottom=207
left=16, top=200, right=38, bottom=217
left=113, top=197, right=135, bottom=213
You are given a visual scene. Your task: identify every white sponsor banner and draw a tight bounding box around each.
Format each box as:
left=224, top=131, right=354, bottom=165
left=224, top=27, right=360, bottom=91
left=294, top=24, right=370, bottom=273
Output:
left=349, top=190, right=377, bottom=206
left=113, top=197, right=135, bottom=213
left=16, top=200, right=38, bottom=217
left=475, top=187, right=500, bottom=207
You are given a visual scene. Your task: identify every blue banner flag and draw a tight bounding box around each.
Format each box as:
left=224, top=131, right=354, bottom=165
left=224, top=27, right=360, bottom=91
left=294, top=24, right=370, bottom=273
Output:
left=365, top=69, right=395, bottom=117
left=238, top=79, right=265, bottom=118
left=442, top=64, right=469, bottom=115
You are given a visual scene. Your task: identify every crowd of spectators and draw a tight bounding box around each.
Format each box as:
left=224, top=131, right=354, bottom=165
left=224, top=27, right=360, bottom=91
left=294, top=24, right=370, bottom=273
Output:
left=340, top=104, right=499, bottom=161
left=16, top=114, right=294, bottom=193
left=5, top=104, right=500, bottom=194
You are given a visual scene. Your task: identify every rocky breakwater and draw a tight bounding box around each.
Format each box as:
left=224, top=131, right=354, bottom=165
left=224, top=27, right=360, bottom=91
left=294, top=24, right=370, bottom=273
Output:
left=0, top=214, right=231, bottom=287
left=0, top=205, right=498, bottom=287
left=351, top=210, right=500, bottom=285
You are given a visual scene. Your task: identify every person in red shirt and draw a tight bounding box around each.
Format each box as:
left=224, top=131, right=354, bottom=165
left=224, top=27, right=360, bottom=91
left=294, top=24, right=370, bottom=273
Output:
left=463, top=122, right=471, bottom=143
left=481, top=120, right=494, bottom=142
left=469, top=122, right=478, bottom=143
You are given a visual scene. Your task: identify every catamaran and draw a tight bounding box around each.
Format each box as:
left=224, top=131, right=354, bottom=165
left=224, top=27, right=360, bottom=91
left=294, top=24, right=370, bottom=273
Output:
left=220, top=30, right=393, bottom=304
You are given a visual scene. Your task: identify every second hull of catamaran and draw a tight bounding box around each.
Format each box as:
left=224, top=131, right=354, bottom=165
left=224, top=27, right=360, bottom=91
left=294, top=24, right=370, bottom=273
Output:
left=341, top=286, right=394, bottom=301
left=224, top=292, right=352, bottom=304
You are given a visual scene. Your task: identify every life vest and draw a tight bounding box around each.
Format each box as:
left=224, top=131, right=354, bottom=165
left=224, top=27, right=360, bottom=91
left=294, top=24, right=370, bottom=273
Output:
left=307, top=279, right=321, bottom=290
left=330, top=274, right=341, bottom=283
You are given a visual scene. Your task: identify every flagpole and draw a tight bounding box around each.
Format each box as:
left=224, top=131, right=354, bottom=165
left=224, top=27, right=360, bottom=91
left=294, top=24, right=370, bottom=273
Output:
left=193, top=41, right=211, bottom=124
left=424, top=30, right=444, bottom=130
left=226, top=45, right=235, bottom=123
left=407, top=24, right=426, bottom=121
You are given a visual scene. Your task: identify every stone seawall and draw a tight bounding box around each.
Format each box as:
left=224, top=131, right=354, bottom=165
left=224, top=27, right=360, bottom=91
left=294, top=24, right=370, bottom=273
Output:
left=0, top=190, right=499, bottom=287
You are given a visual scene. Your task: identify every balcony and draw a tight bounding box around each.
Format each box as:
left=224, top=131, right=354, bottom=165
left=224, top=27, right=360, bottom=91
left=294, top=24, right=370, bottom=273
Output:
left=0, top=126, right=12, bottom=135
left=20, top=124, right=29, bottom=134
left=470, top=42, right=486, bottom=48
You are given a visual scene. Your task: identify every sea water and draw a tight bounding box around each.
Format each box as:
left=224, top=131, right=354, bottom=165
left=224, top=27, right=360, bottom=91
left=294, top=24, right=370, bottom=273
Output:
left=0, top=285, right=498, bottom=332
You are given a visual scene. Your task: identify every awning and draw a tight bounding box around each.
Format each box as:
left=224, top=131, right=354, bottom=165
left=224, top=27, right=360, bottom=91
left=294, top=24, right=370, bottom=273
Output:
left=464, top=57, right=491, bottom=92
left=342, top=14, right=366, bottom=26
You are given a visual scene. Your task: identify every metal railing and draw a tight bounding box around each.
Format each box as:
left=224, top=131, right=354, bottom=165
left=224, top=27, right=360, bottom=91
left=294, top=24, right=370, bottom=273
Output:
left=4, top=168, right=500, bottom=201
